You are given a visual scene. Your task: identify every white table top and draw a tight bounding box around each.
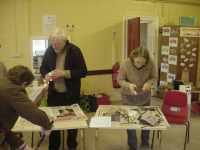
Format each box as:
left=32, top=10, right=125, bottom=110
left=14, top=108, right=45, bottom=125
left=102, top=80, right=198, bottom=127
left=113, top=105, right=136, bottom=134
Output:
left=90, top=105, right=169, bottom=130
left=12, top=105, right=88, bottom=132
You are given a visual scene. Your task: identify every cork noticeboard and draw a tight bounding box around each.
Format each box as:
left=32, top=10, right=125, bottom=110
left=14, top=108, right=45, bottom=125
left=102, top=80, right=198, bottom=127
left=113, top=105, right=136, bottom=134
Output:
left=159, top=26, right=199, bottom=86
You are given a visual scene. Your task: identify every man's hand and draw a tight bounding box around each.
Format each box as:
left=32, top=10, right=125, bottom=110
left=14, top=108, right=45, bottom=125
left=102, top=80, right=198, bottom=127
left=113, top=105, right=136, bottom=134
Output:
left=41, top=120, right=54, bottom=137
left=41, top=128, right=52, bottom=137
left=142, top=82, right=152, bottom=91
left=45, top=72, right=53, bottom=82
left=129, top=84, right=137, bottom=95
left=51, top=69, right=65, bottom=80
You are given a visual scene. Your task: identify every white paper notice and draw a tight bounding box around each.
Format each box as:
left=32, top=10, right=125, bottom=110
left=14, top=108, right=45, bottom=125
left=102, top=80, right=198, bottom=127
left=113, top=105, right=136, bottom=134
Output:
left=90, top=116, right=111, bottom=128
left=183, top=38, right=189, bottom=43
left=28, top=85, right=47, bottom=102
left=162, top=27, right=171, bottom=36
left=161, top=46, right=169, bottom=55
left=43, top=15, right=56, bottom=33
left=161, top=63, right=169, bottom=73
left=160, top=80, right=168, bottom=87
left=168, top=55, right=177, bottom=65
left=167, top=73, right=176, bottom=83
left=169, top=37, right=178, bottom=47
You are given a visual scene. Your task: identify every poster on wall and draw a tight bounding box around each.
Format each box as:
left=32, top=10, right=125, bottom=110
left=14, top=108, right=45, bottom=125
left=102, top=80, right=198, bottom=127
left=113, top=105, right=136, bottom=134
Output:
left=162, top=27, right=171, bottom=36
left=167, top=73, right=176, bottom=83
left=169, top=37, right=178, bottom=48
left=161, top=46, right=169, bottom=55
left=159, top=80, right=168, bottom=87
left=43, top=15, right=56, bottom=34
left=161, top=63, right=169, bottom=73
left=168, top=55, right=177, bottom=65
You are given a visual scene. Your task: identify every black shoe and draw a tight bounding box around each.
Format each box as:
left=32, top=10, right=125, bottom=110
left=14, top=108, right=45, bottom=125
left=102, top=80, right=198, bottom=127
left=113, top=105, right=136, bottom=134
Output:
left=68, top=148, right=76, bottom=150
left=129, top=146, right=138, bottom=150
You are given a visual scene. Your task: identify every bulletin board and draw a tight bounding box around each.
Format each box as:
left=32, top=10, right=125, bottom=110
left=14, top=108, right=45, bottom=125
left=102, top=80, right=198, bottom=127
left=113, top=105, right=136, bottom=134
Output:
left=159, top=26, right=199, bottom=87
left=159, top=26, right=179, bottom=87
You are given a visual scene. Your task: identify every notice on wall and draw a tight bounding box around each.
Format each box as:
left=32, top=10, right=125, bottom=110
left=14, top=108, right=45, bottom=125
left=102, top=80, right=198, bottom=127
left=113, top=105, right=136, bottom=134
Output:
left=159, top=80, right=168, bottom=87
left=167, top=73, right=176, bottom=83
left=168, top=55, right=177, bottom=65
left=162, top=27, right=171, bottom=36
left=161, top=63, right=169, bottom=73
left=169, top=37, right=178, bottom=48
left=43, top=15, right=56, bottom=34
left=161, top=46, right=169, bottom=55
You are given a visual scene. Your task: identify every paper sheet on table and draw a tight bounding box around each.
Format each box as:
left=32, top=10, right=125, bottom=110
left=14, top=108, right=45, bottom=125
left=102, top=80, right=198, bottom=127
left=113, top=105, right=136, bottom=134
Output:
left=28, top=84, right=47, bottom=102
left=90, top=116, right=111, bottom=127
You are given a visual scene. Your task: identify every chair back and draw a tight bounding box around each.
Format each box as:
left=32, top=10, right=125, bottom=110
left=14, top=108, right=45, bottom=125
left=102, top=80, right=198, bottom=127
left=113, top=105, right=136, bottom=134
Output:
left=162, top=90, right=188, bottom=124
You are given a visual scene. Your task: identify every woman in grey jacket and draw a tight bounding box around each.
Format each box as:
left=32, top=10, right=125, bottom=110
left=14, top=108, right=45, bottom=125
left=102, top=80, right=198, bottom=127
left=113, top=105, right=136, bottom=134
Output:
left=117, top=47, right=156, bottom=150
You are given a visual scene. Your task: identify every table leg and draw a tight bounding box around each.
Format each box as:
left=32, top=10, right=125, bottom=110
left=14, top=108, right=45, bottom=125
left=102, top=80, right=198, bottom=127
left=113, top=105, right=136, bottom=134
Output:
left=80, top=129, right=86, bottom=150
left=151, top=131, right=155, bottom=149
left=95, top=129, right=99, bottom=150
left=31, top=132, right=34, bottom=148
left=62, top=130, right=65, bottom=150
left=158, top=131, right=162, bottom=149
left=157, top=130, right=162, bottom=149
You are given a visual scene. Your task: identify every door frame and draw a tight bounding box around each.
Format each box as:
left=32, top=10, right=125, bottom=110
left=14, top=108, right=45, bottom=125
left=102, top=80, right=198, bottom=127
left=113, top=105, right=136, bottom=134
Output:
left=122, top=16, right=159, bottom=75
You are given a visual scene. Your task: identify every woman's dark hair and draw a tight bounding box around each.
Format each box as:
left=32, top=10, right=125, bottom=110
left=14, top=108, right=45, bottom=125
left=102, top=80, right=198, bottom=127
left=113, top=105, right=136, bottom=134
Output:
left=7, top=65, right=34, bottom=86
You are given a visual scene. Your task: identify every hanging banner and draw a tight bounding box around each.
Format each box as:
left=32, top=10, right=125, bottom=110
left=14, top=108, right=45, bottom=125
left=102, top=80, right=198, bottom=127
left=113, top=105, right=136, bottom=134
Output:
left=180, top=27, right=200, bottom=37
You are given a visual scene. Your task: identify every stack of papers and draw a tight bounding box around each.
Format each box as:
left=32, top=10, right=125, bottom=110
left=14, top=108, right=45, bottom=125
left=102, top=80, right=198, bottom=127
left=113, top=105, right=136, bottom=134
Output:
left=27, top=84, right=47, bottom=102
left=90, top=116, right=111, bottom=128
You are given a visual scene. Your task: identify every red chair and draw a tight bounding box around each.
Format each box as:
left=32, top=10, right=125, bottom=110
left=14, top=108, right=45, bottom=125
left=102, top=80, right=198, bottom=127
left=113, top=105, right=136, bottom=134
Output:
left=162, top=90, right=190, bottom=150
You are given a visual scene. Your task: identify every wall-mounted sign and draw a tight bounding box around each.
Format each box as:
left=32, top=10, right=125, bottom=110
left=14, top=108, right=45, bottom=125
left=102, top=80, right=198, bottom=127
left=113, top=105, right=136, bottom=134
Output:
left=180, top=27, right=200, bottom=37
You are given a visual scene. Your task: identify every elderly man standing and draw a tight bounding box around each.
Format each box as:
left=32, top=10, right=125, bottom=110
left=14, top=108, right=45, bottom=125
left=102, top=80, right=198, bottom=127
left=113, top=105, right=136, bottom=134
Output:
left=40, top=28, right=87, bottom=150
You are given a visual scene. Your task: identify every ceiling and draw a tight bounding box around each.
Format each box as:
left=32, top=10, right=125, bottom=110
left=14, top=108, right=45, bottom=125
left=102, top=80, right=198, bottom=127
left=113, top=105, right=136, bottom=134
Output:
left=134, top=0, right=200, bottom=6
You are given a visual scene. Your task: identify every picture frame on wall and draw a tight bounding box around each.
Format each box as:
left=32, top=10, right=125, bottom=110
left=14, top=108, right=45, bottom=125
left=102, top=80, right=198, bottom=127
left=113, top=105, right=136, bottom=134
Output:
left=180, top=16, right=197, bottom=27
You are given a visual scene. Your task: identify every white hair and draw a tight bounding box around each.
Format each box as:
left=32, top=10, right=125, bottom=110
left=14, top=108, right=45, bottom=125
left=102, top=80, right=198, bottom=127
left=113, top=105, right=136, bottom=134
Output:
left=49, top=28, right=68, bottom=41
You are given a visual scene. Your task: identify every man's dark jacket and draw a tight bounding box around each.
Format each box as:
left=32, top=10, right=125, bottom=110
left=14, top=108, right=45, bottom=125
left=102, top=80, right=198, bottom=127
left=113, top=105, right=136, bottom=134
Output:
left=40, top=41, right=87, bottom=102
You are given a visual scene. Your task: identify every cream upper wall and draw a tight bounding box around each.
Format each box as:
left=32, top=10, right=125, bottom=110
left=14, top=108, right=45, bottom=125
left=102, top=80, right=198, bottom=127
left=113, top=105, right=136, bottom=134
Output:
left=0, top=0, right=200, bottom=93
left=1, top=0, right=200, bottom=68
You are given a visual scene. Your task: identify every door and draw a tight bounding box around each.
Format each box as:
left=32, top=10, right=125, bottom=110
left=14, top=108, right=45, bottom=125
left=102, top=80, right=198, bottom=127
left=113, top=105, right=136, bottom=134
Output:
left=127, top=17, right=140, bottom=56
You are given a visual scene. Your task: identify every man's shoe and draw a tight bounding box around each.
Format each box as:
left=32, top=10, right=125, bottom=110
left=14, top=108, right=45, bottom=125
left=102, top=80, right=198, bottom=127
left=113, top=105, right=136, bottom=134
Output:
left=129, top=145, right=139, bottom=150
left=68, top=148, right=76, bottom=150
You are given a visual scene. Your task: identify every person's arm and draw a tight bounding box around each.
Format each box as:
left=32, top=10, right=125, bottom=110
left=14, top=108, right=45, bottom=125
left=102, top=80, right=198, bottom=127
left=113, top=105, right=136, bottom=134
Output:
left=69, top=47, right=87, bottom=79
left=143, top=61, right=157, bottom=91
left=117, top=62, right=133, bottom=88
left=8, top=87, right=52, bottom=130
